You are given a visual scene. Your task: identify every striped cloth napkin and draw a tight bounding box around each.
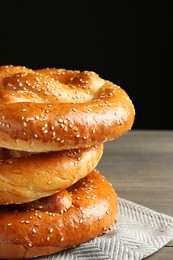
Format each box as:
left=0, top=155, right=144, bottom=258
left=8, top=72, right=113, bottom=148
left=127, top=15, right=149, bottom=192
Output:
left=39, top=198, right=173, bottom=260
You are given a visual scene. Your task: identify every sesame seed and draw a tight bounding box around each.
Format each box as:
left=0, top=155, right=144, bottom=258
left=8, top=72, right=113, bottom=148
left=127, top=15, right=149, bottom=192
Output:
left=49, top=228, right=53, bottom=233
left=32, top=228, right=37, bottom=234
left=46, top=236, right=50, bottom=241
left=27, top=242, right=33, bottom=248
left=52, top=131, right=56, bottom=137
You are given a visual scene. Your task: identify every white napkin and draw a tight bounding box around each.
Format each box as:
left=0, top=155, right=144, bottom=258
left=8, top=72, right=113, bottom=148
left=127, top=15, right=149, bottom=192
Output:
left=39, top=198, right=173, bottom=260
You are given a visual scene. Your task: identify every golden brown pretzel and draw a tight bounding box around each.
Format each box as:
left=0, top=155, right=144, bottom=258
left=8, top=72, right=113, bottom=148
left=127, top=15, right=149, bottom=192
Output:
left=0, top=65, right=135, bottom=152
left=0, top=144, right=103, bottom=204
left=0, top=169, right=118, bottom=259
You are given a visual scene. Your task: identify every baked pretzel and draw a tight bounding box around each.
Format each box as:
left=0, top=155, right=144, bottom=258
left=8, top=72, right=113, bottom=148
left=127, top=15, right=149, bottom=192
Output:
left=0, top=65, right=135, bottom=152
left=0, top=65, right=134, bottom=259
left=0, top=169, right=118, bottom=259
left=0, top=144, right=103, bottom=204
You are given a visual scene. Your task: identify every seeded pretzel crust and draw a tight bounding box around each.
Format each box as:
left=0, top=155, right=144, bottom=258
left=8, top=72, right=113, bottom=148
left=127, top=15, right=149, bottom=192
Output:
left=0, top=65, right=135, bottom=152
left=0, top=169, right=118, bottom=259
left=0, top=144, right=103, bottom=204
left=0, top=65, right=134, bottom=259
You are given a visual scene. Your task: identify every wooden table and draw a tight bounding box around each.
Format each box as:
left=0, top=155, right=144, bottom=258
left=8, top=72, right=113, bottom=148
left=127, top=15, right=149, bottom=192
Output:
left=97, top=130, right=173, bottom=260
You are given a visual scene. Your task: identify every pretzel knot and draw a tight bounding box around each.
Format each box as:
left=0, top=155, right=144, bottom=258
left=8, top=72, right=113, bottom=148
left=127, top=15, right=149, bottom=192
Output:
left=0, top=65, right=135, bottom=152
left=0, top=65, right=135, bottom=259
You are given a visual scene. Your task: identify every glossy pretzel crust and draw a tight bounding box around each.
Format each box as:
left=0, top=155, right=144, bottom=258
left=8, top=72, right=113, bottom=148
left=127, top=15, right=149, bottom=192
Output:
left=0, top=65, right=135, bottom=152
left=0, top=144, right=103, bottom=204
left=0, top=169, right=118, bottom=259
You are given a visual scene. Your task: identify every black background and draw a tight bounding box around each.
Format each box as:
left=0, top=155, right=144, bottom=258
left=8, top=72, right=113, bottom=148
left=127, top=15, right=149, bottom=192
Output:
left=0, top=1, right=172, bottom=129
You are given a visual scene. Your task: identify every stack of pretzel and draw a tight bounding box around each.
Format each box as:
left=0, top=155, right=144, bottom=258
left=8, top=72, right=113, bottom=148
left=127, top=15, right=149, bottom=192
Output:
left=0, top=65, right=135, bottom=259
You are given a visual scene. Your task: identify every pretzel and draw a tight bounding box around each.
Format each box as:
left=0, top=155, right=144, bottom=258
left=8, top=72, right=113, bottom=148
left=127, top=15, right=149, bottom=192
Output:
left=0, top=144, right=103, bottom=204
left=0, top=65, right=135, bottom=152
left=0, top=169, right=118, bottom=259
left=0, top=65, right=134, bottom=259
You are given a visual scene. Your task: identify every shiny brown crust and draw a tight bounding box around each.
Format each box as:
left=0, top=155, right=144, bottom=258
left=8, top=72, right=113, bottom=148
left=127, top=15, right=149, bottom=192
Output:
left=0, top=65, right=135, bottom=152
left=0, top=169, right=118, bottom=259
left=0, top=144, right=103, bottom=204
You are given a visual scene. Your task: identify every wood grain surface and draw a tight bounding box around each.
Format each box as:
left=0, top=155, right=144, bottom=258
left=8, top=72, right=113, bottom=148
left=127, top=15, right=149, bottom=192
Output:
left=97, top=130, right=173, bottom=259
